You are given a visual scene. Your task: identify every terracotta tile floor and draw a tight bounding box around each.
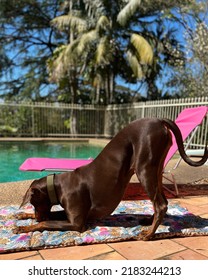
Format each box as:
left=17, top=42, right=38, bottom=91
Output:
left=0, top=196, right=207, bottom=260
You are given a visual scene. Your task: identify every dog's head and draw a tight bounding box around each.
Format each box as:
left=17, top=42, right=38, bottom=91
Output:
left=20, top=177, right=51, bottom=221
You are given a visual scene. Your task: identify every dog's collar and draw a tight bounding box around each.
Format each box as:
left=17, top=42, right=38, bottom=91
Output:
left=47, top=174, right=59, bottom=205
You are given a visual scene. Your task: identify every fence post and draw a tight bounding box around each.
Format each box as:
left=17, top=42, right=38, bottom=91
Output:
left=31, top=105, right=35, bottom=137
left=141, top=102, right=145, bottom=118
left=104, top=107, right=108, bottom=137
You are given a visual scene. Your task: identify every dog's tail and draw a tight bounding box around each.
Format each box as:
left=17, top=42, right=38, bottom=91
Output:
left=161, top=118, right=208, bottom=167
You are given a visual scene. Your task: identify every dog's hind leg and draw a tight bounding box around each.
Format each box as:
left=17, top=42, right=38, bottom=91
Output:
left=136, top=164, right=168, bottom=241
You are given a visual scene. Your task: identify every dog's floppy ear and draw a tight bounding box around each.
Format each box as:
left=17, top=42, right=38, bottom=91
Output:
left=19, top=187, right=33, bottom=208
left=19, top=179, right=39, bottom=208
left=19, top=177, right=47, bottom=208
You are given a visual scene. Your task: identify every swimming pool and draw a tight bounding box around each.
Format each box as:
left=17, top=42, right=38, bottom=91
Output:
left=0, top=141, right=103, bottom=183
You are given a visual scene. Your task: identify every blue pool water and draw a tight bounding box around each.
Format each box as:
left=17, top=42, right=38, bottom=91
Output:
left=0, top=142, right=103, bottom=183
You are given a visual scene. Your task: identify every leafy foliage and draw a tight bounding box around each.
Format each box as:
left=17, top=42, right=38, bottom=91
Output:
left=0, top=0, right=207, bottom=103
left=0, top=0, right=60, bottom=101
left=167, top=9, right=208, bottom=98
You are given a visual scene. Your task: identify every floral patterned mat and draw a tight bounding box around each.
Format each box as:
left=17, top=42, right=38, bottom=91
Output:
left=0, top=200, right=208, bottom=253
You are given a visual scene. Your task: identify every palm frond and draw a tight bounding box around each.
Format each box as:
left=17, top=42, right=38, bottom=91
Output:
left=84, top=0, right=106, bottom=18
left=96, top=15, right=111, bottom=33
left=117, top=0, right=141, bottom=26
left=65, top=40, right=80, bottom=63
left=76, top=30, right=98, bottom=54
left=48, top=49, right=67, bottom=82
left=51, top=14, right=87, bottom=33
left=48, top=42, right=80, bottom=82
left=96, top=36, right=112, bottom=65
left=126, top=49, right=143, bottom=79
left=131, top=34, right=153, bottom=65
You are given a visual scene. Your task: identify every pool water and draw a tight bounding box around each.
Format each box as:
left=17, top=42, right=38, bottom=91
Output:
left=0, top=142, right=103, bottom=183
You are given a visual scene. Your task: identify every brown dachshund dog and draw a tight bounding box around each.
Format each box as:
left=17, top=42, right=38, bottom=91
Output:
left=14, top=118, right=207, bottom=240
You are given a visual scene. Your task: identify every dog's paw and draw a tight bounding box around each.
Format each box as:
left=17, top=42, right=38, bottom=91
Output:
left=14, top=213, right=25, bottom=220
left=13, top=226, right=30, bottom=234
left=14, top=213, right=35, bottom=220
left=137, top=230, right=154, bottom=241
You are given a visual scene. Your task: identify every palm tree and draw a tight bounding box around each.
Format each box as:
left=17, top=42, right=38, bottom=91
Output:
left=48, top=0, right=192, bottom=103
left=48, top=0, right=153, bottom=104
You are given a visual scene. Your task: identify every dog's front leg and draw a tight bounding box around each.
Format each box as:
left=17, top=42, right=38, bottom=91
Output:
left=15, top=212, right=35, bottom=220
left=13, top=219, right=87, bottom=234
left=15, top=210, right=67, bottom=221
left=13, top=208, right=88, bottom=234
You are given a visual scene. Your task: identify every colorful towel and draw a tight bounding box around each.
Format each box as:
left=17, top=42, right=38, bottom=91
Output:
left=0, top=200, right=208, bottom=253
